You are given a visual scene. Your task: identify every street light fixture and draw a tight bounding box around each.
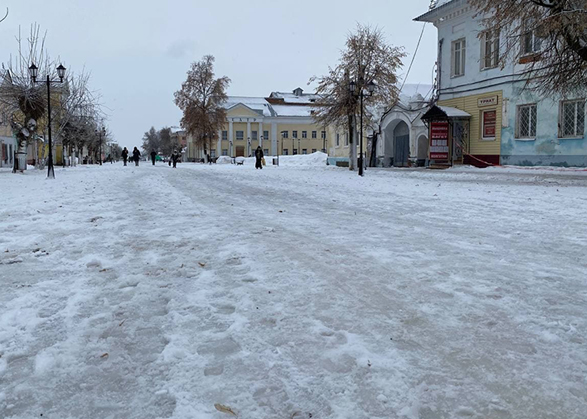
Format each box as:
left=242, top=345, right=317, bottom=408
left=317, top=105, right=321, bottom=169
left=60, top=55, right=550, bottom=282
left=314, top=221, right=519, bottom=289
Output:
left=349, top=76, right=376, bottom=176
left=29, top=62, right=66, bottom=179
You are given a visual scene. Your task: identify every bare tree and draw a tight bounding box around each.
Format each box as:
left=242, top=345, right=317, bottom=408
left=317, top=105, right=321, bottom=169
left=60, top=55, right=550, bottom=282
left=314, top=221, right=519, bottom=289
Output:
left=311, top=24, right=405, bottom=170
left=141, top=126, right=160, bottom=153
left=174, top=55, right=230, bottom=160
left=470, top=0, right=587, bottom=95
left=0, top=25, right=53, bottom=172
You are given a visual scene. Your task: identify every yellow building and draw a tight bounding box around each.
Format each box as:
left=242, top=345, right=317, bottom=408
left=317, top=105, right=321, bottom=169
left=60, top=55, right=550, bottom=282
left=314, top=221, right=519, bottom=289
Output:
left=188, top=88, right=332, bottom=160
left=437, top=90, right=503, bottom=166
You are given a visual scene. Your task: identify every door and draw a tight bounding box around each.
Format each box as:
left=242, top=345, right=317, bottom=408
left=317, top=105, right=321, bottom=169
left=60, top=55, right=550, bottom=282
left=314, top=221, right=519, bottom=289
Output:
left=235, top=146, right=245, bottom=157
left=393, top=121, right=410, bottom=167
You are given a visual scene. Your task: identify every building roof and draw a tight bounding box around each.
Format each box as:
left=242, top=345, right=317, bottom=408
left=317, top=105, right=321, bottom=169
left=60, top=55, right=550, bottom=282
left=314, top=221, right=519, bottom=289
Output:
left=421, top=105, right=471, bottom=121
left=414, top=0, right=465, bottom=22
left=223, top=96, right=275, bottom=117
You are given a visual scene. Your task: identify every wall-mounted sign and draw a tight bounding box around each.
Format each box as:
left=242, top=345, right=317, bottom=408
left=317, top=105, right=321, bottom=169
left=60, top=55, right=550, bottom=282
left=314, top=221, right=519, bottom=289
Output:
left=478, top=96, right=498, bottom=107
left=482, top=110, right=497, bottom=139
left=430, top=121, right=449, bottom=160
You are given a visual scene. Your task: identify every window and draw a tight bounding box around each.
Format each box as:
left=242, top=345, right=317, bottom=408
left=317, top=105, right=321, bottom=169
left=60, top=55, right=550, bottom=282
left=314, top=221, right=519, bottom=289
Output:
left=252, top=130, right=258, bottom=140
left=302, top=149, right=307, bottom=154
left=292, top=130, right=298, bottom=138
left=345, top=133, right=349, bottom=146
left=302, top=131, right=307, bottom=138
left=222, top=149, right=228, bottom=156
left=481, top=110, right=497, bottom=140
left=282, top=131, right=289, bottom=138
left=312, top=148, right=317, bottom=153
left=336, top=134, right=340, bottom=146
left=321, top=131, right=326, bottom=139
left=517, top=104, right=537, bottom=138
left=222, top=130, right=228, bottom=141
left=283, top=149, right=289, bottom=155
left=451, top=38, right=466, bottom=77
left=522, top=26, right=542, bottom=56
left=560, top=100, right=585, bottom=138
left=236, top=131, right=244, bottom=141
left=263, top=130, right=269, bottom=141
left=293, top=149, right=298, bottom=155
left=264, top=148, right=269, bottom=155
left=481, top=31, right=499, bottom=70
left=210, top=150, right=216, bottom=158
left=312, top=131, right=317, bottom=139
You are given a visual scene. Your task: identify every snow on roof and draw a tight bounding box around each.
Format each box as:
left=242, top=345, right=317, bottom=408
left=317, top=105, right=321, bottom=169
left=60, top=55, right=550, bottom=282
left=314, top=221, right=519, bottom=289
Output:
left=271, top=104, right=315, bottom=117
left=438, top=105, right=471, bottom=118
left=223, top=96, right=274, bottom=117
left=399, top=83, right=433, bottom=104
left=269, top=90, right=321, bottom=104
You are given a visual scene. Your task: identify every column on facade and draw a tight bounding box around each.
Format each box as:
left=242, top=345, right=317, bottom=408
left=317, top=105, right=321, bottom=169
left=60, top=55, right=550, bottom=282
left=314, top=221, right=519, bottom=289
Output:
left=259, top=121, right=263, bottom=148
left=217, top=129, right=222, bottom=157
left=271, top=123, right=278, bottom=156
left=246, top=120, right=252, bottom=157
left=228, top=119, right=233, bottom=157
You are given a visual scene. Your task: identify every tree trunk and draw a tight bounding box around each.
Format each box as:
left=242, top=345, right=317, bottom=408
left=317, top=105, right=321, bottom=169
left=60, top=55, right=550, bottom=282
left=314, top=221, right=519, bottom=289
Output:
left=347, top=113, right=355, bottom=171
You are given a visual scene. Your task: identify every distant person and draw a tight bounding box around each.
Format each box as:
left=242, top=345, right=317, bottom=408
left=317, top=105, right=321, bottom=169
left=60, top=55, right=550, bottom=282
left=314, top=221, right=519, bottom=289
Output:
left=207, top=153, right=212, bottom=165
left=132, top=147, right=141, bottom=166
left=150, top=150, right=157, bottom=166
left=121, top=147, right=129, bottom=166
left=171, top=151, right=179, bottom=168
left=107, top=154, right=113, bottom=164
left=255, top=146, right=264, bottom=170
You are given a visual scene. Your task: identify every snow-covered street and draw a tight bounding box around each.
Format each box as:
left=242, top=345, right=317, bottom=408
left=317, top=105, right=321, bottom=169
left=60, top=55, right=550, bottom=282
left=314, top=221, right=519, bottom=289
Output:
left=1, top=161, right=586, bottom=418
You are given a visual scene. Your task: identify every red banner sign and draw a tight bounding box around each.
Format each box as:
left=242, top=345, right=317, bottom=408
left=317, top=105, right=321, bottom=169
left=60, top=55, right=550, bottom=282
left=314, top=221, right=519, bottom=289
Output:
left=430, top=122, right=449, bottom=160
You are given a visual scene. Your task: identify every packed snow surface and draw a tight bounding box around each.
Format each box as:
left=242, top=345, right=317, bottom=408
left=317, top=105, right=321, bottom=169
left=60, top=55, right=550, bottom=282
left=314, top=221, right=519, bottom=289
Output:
left=1, top=160, right=586, bottom=418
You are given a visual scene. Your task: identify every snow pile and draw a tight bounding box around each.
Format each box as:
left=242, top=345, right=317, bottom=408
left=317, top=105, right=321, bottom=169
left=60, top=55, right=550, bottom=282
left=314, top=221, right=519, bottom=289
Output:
left=215, top=156, right=232, bottom=164
left=236, top=151, right=327, bottom=167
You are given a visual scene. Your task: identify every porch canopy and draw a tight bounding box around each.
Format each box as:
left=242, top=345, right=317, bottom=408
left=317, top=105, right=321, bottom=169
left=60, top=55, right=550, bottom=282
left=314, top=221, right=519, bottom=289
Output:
left=421, top=105, right=471, bottom=122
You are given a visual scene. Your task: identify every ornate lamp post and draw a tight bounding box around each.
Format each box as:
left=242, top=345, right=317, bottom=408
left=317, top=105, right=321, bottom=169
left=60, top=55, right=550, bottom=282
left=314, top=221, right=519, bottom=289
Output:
left=349, top=77, right=376, bottom=176
left=29, top=63, right=66, bottom=179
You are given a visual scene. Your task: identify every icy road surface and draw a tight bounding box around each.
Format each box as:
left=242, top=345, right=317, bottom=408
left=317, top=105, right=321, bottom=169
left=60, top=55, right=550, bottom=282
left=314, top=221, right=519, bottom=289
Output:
left=1, top=161, right=586, bottom=418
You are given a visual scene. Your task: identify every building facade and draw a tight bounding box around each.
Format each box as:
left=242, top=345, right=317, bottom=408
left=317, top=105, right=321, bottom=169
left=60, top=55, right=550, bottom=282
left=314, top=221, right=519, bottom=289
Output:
left=187, top=88, right=330, bottom=160
left=416, top=0, right=587, bottom=167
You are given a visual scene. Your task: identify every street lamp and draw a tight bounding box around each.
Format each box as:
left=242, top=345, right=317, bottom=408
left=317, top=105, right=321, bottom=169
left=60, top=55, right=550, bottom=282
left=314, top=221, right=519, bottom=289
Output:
left=95, top=126, right=106, bottom=165
left=29, top=62, right=66, bottom=179
left=349, top=76, right=376, bottom=176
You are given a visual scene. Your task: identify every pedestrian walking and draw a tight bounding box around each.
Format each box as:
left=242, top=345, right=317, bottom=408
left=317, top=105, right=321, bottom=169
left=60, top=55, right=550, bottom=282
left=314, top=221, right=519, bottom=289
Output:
left=255, top=146, right=264, bottom=169
left=171, top=151, right=179, bottom=168
left=121, top=147, right=129, bottom=166
left=150, top=150, right=157, bottom=166
left=132, top=147, right=141, bottom=166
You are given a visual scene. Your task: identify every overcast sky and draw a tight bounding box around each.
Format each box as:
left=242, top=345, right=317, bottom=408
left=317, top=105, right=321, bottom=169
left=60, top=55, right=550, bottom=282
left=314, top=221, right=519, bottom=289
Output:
left=0, top=0, right=438, bottom=150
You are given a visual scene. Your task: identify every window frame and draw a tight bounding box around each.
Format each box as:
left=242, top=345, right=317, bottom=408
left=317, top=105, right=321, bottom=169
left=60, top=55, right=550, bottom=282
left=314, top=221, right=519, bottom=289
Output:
left=321, top=131, right=326, bottom=139
left=222, top=149, right=228, bottom=156
left=302, top=149, right=307, bottom=154
left=481, top=30, right=499, bottom=70
left=302, top=131, right=307, bottom=138
left=251, top=130, right=258, bottom=140
left=221, top=130, right=228, bottom=141
left=312, top=131, right=317, bottom=139
left=559, top=99, right=586, bottom=138
left=263, top=130, right=269, bottom=141
left=292, top=130, right=298, bottom=138
left=283, top=149, right=289, bottom=155
left=236, top=130, right=244, bottom=141
left=282, top=131, right=289, bottom=139
left=521, top=27, right=542, bottom=57
left=451, top=38, right=466, bottom=78
left=336, top=133, right=340, bottom=147
left=516, top=103, right=538, bottom=139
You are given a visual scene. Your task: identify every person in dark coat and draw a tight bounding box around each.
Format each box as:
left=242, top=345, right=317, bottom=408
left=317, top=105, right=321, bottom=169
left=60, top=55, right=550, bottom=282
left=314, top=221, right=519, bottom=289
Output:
left=121, top=147, right=129, bottom=166
left=255, top=146, right=264, bottom=169
left=132, top=147, right=141, bottom=166
left=150, top=150, right=157, bottom=165
left=171, top=151, right=179, bottom=168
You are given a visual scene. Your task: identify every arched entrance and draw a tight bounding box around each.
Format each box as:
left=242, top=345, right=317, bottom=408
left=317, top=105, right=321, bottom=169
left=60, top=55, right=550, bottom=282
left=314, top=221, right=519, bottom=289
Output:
left=393, top=121, right=410, bottom=167
left=417, top=135, right=428, bottom=166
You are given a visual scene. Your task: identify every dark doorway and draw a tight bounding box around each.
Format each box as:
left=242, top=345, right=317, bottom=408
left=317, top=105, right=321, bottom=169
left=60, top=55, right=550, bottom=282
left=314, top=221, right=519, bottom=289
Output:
left=393, top=121, right=410, bottom=167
